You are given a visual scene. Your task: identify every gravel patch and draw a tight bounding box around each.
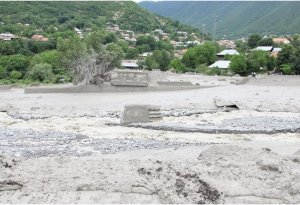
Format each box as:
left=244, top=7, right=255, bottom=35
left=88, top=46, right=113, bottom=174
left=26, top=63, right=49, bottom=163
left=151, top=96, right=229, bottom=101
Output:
left=0, top=128, right=201, bottom=158
left=127, top=116, right=300, bottom=134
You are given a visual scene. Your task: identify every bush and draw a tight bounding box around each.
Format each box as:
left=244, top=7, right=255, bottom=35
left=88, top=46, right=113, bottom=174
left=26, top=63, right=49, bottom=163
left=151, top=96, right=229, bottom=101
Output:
left=0, top=66, right=8, bottom=79
left=196, top=64, right=222, bottom=76
left=27, top=63, right=54, bottom=82
left=280, top=64, right=294, bottom=75
left=9, top=70, right=23, bottom=79
left=170, top=59, right=187, bottom=73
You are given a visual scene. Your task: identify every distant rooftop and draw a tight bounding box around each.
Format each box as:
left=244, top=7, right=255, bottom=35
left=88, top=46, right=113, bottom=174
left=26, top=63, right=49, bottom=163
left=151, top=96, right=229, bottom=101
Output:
left=273, top=47, right=282, bottom=52
left=253, top=46, right=273, bottom=52
left=217, top=49, right=239, bottom=56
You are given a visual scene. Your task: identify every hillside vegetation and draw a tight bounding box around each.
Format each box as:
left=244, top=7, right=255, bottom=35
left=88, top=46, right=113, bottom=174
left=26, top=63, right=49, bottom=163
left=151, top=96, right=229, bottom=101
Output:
left=0, top=1, right=202, bottom=85
left=140, top=1, right=300, bottom=38
left=0, top=1, right=197, bottom=35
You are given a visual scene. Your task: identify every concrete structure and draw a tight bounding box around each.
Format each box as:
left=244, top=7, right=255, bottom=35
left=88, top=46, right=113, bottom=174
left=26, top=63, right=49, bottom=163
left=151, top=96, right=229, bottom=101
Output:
left=209, top=60, right=231, bottom=69
left=157, top=81, right=193, bottom=86
left=111, top=70, right=148, bottom=87
left=121, top=60, right=139, bottom=69
left=121, top=104, right=162, bottom=125
left=0, top=85, right=12, bottom=91
left=24, top=83, right=202, bottom=94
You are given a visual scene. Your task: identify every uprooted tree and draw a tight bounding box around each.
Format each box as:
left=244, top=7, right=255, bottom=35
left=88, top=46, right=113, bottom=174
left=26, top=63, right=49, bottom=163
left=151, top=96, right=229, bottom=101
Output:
left=57, top=35, right=123, bottom=85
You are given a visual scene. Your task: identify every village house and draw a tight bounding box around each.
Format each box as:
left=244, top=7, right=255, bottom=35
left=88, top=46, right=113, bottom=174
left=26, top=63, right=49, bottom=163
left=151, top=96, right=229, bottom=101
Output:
left=253, top=46, right=274, bottom=52
left=208, top=60, right=231, bottom=70
left=121, top=60, right=139, bottom=69
left=106, top=23, right=120, bottom=32
left=139, top=52, right=153, bottom=58
left=187, top=40, right=200, bottom=46
left=217, top=49, right=239, bottom=60
left=252, top=46, right=282, bottom=58
left=31, top=34, right=48, bottom=42
left=124, top=36, right=136, bottom=44
left=0, top=32, right=18, bottom=41
left=273, top=37, right=290, bottom=44
left=177, top=31, right=188, bottom=36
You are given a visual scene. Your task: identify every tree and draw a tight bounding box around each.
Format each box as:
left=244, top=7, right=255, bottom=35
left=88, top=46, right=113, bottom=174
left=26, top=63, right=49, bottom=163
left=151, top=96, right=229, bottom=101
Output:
left=144, top=50, right=172, bottom=71
left=247, top=50, right=275, bottom=72
left=293, top=50, right=300, bottom=74
left=229, top=55, right=247, bottom=75
left=236, top=40, right=248, bottom=53
left=277, top=45, right=295, bottom=67
left=58, top=35, right=119, bottom=85
left=259, top=38, right=274, bottom=46
left=182, top=42, right=217, bottom=69
left=0, top=55, right=30, bottom=74
left=125, top=48, right=139, bottom=59
left=27, top=63, right=54, bottom=82
left=248, top=34, right=262, bottom=49
left=136, top=35, right=156, bottom=51
left=170, top=58, right=187, bottom=73
left=155, top=40, right=173, bottom=51
left=30, top=50, right=62, bottom=74
left=106, top=43, right=124, bottom=68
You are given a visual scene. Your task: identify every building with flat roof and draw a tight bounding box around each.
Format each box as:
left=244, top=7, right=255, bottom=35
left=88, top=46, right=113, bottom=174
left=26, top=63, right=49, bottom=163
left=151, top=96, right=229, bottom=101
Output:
left=209, top=60, right=231, bottom=69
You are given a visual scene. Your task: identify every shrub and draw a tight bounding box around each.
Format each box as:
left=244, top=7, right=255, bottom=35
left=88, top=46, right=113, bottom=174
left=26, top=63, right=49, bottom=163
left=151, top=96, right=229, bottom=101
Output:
left=27, top=63, right=54, bottom=82
left=280, top=64, right=294, bottom=75
left=0, top=66, right=8, bottom=79
left=196, top=64, right=222, bottom=76
left=9, top=70, right=23, bottom=79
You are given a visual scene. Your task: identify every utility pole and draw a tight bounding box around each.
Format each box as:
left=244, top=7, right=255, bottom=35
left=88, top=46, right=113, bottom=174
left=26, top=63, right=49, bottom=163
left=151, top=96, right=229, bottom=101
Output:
left=213, top=15, right=218, bottom=41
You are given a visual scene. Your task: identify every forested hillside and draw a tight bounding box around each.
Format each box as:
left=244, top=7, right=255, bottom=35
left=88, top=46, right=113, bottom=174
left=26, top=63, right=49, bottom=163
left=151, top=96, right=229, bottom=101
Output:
left=140, top=1, right=300, bottom=38
left=0, top=1, right=203, bottom=85
left=0, top=1, right=198, bottom=35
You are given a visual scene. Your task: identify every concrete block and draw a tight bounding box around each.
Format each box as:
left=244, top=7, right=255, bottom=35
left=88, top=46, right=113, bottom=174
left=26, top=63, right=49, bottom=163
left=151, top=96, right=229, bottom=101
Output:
left=121, top=104, right=162, bottom=125
left=0, top=85, right=12, bottom=91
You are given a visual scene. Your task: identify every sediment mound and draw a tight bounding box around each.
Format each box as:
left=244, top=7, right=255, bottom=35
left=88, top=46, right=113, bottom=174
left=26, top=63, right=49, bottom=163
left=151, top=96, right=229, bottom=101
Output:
left=1, top=145, right=299, bottom=203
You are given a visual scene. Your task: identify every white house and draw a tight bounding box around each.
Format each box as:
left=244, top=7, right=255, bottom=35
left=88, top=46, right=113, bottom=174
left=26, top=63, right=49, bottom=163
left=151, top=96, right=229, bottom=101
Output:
left=0, top=32, right=18, bottom=41
left=253, top=46, right=273, bottom=52
left=217, top=49, right=239, bottom=56
left=209, top=60, right=231, bottom=69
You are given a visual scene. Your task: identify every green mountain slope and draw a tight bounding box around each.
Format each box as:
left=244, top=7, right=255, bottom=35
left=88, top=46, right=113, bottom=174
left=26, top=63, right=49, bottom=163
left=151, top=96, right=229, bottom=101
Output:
left=0, top=1, right=198, bottom=35
left=139, top=1, right=300, bottom=38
